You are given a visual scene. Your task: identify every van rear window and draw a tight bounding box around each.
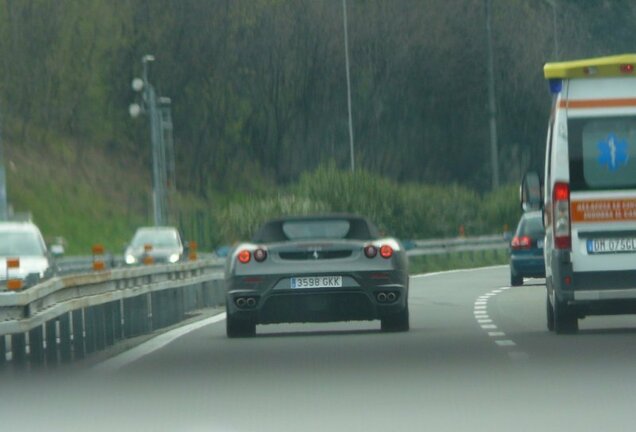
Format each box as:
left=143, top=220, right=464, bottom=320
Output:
left=568, top=116, right=636, bottom=191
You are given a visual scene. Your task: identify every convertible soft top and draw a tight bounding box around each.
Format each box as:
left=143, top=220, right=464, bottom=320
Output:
left=251, top=214, right=381, bottom=243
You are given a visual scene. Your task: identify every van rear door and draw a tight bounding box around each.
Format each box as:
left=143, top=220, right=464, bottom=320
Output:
left=565, top=77, right=636, bottom=273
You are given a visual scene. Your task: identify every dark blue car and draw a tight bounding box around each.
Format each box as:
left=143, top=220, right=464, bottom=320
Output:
left=509, top=211, right=545, bottom=286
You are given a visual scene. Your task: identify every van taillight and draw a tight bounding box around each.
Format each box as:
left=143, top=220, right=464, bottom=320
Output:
left=553, top=182, right=571, bottom=249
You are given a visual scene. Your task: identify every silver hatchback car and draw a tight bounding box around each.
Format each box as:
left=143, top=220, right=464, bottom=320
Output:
left=0, top=222, right=53, bottom=288
left=124, top=226, right=184, bottom=265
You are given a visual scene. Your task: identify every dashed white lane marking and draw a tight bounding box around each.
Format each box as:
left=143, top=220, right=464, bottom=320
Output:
left=495, top=339, right=516, bottom=347
left=94, top=312, right=227, bottom=372
left=474, top=286, right=528, bottom=362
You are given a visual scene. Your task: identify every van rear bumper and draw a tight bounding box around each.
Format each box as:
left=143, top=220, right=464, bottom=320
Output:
left=551, top=250, right=636, bottom=302
left=574, top=288, right=636, bottom=301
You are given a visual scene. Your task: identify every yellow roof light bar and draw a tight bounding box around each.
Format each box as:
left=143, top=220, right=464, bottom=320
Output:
left=544, top=54, right=636, bottom=79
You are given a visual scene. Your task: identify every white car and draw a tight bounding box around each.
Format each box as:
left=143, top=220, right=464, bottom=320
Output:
left=124, top=226, right=184, bottom=265
left=523, top=54, right=636, bottom=333
left=0, top=222, right=53, bottom=288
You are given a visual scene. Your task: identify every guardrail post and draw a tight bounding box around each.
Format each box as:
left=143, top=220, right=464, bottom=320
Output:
left=148, top=293, right=155, bottom=331
left=176, top=288, right=185, bottom=322
left=115, top=300, right=124, bottom=341
left=150, top=292, right=159, bottom=329
left=59, top=312, right=72, bottom=363
left=171, top=289, right=179, bottom=325
left=94, top=305, right=107, bottom=351
left=0, top=335, right=6, bottom=369
left=12, top=333, right=27, bottom=367
left=123, top=298, right=134, bottom=337
left=104, top=302, right=115, bottom=347
left=84, top=307, right=96, bottom=354
left=29, top=325, right=45, bottom=367
left=141, top=294, right=150, bottom=334
left=72, top=309, right=85, bottom=360
left=46, top=320, right=59, bottom=367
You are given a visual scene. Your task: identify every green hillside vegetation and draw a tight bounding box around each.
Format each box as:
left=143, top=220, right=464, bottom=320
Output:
left=2, top=1, right=630, bottom=253
left=8, top=141, right=520, bottom=253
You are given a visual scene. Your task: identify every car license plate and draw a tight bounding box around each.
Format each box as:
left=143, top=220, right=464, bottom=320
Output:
left=586, top=238, right=636, bottom=254
left=537, top=239, right=544, bottom=248
left=290, top=276, right=343, bottom=289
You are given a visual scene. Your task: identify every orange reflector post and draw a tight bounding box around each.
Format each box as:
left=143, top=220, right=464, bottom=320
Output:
left=92, top=261, right=106, bottom=271
left=7, top=279, right=23, bottom=291
left=188, top=241, right=198, bottom=261
left=92, top=244, right=105, bottom=255
left=6, top=258, right=20, bottom=269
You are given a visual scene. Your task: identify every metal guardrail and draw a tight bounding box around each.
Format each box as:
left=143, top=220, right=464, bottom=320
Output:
left=0, top=258, right=225, bottom=368
left=406, top=234, right=510, bottom=256
left=55, top=253, right=222, bottom=275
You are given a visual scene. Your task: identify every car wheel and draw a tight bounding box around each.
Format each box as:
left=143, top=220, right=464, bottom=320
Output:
left=226, top=315, right=256, bottom=338
left=553, top=295, right=578, bottom=334
left=510, top=271, right=523, bottom=287
left=546, top=292, right=554, bottom=332
left=381, top=306, right=410, bottom=332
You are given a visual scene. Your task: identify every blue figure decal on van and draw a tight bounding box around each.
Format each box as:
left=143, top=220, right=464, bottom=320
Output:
left=598, top=133, right=629, bottom=172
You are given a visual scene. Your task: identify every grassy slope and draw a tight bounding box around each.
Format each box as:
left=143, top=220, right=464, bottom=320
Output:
left=5, top=139, right=149, bottom=255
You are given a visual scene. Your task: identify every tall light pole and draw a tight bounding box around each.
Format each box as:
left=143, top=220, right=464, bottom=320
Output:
left=485, top=0, right=499, bottom=190
left=130, top=54, right=170, bottom=226
left=544, top=0, right=559, bottom=59
left=343, top=0, right=355, bottom=172
left=0, top=104, right=7, bottom=221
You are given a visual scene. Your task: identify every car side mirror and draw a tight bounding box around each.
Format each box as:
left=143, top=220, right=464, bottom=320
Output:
left=520, top=171, right=543, bottom=212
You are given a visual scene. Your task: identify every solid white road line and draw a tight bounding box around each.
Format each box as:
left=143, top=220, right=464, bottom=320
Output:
left=93, top=312, right=227, bottom=373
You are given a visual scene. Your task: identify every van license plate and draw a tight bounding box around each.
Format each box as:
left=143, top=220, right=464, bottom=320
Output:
left=290, top=276, right=343, bottom=289
left=586, top=238, right=636, bottom=254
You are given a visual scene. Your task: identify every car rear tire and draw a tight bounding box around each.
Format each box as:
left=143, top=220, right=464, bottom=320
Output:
left=510, top=271, right=523, bottom=287
left=226, top=316, right=256, bottom=338
left=553, top=295, right=578, bottom=334
left=381, top=306, right=410, bottom=332
left=546, top=293, right=555, bottom=332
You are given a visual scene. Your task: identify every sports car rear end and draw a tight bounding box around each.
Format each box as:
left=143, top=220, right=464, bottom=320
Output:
left=224, top=215, right=409, bottom=337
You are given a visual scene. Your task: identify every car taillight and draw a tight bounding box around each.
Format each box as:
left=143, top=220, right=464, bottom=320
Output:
left=511, top=236, right=531, bottom=250
left=237, top=250, right=251, bottom=264
left=379, top=245, right=393, bottom=259
left=364, top=245, right=378, bottom=258
left=254, top=248, right=267, bottom=262
left=553, top=182, right=571, bottom=249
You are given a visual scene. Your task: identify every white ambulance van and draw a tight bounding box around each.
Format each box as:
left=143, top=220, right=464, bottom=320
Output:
left=522, top=54, right=636, bottom=334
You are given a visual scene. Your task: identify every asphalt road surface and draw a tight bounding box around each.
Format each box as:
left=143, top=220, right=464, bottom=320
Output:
left=3, top=266, right=636, bottom=432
